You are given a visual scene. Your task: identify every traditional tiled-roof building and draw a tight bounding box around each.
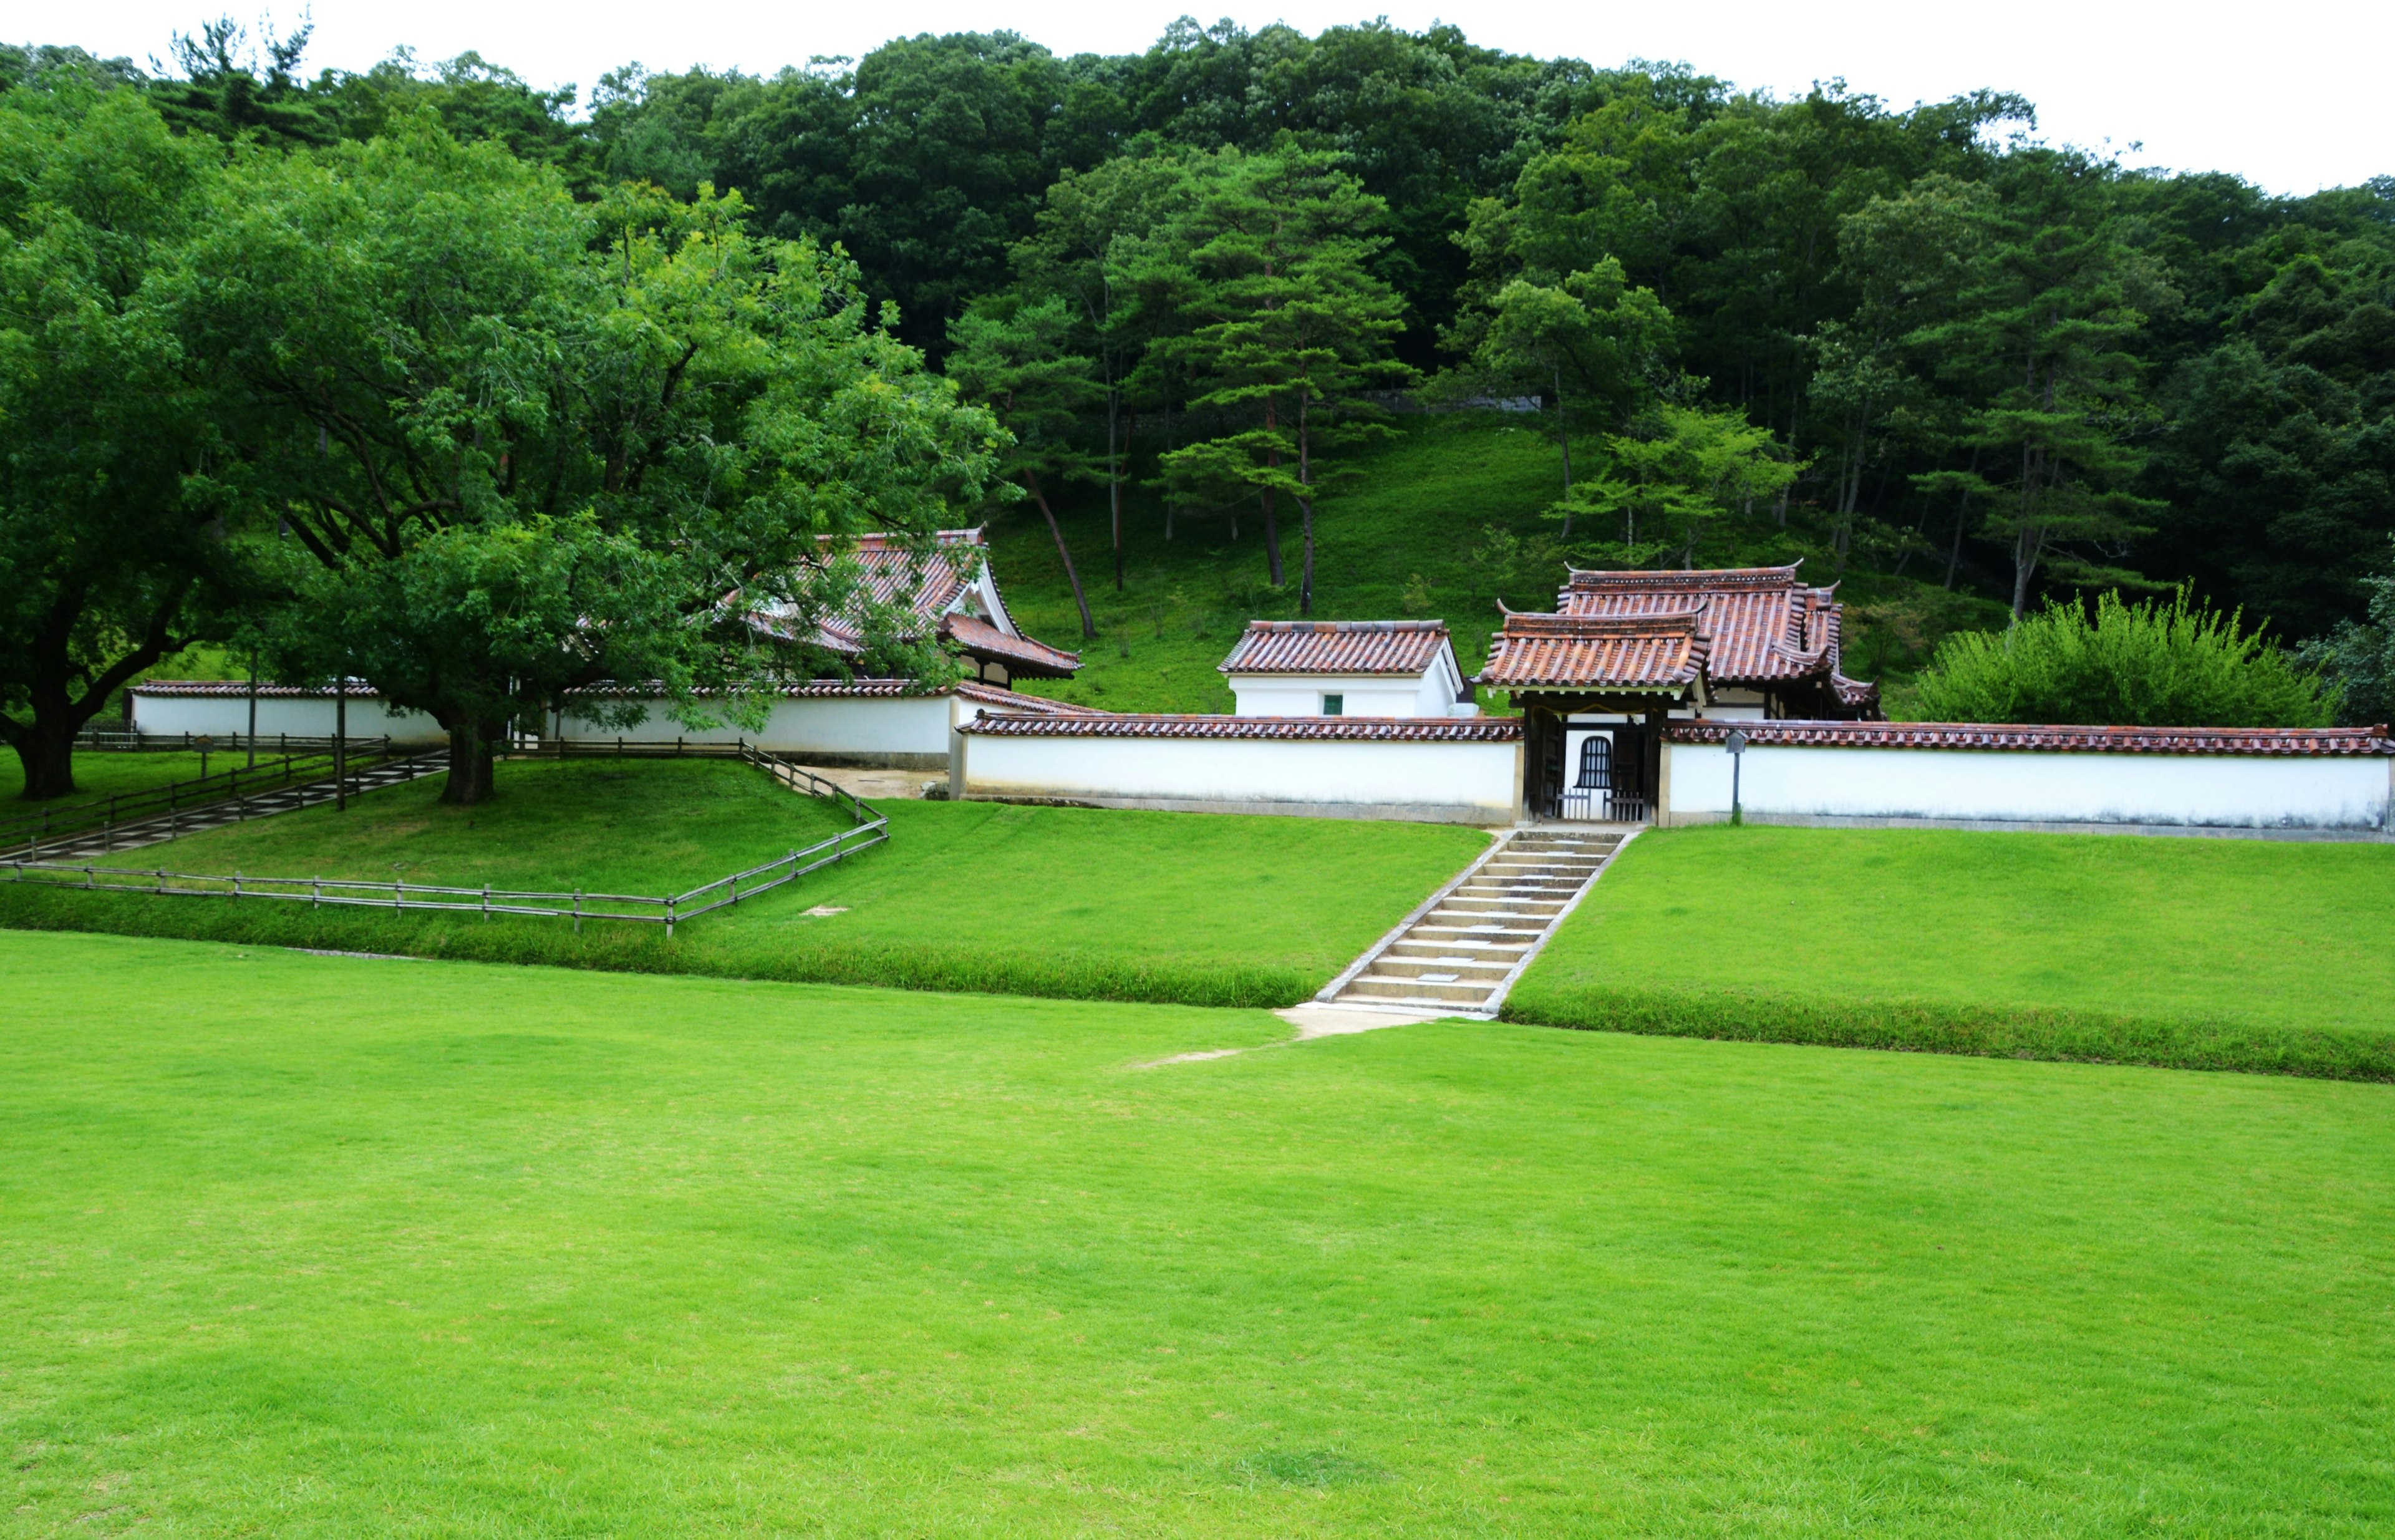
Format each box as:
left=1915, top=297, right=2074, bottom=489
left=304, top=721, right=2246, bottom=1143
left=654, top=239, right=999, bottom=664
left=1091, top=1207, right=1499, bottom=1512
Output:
left=745, top=528, right=1081, bottom=687
left=1217, top=620, right=1477, bottom=718
left=1476, top=562, right=1879, bottom=820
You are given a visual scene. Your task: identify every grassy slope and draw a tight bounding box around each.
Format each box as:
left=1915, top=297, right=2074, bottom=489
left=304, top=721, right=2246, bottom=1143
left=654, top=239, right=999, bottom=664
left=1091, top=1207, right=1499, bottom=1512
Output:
left=1507, top=825, right=2395, bottom=1078
left=0, top=757, right=1487, bottom=1007
left=987, top=414, right=2005, bottom=716
left=2, top=751, right=223, bottom=808
left=4, top=929, right=2390, bottom=1536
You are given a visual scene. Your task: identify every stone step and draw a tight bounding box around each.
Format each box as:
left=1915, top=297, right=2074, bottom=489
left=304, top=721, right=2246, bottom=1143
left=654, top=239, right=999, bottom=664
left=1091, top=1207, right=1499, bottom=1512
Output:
left=1411, top=925, right=1544, bottom=947
left=1386, top=939, right=1527, bottom=961
left=1369, top=956, right=1515, bottom=982
left=1441, top=897, right=1565, bottom=915
left=1344, top=974, right=1498, bottom=1004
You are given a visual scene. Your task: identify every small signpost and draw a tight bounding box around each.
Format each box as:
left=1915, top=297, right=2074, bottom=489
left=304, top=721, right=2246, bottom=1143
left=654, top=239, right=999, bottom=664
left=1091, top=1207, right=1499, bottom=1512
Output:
left=195, top=735, right=214, bottom=782
left=1725, top=728, right=1748, bottom=826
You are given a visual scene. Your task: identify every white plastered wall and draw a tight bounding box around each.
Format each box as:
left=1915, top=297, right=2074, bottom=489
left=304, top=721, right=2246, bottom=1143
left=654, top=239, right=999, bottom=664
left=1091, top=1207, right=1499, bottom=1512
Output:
left=1662, top=740, right=2394, bottom=832
left=962, top=733, right=1522, bottom=824
left=1227, top=643, right=1472, bottom=718
left=556, top=694, right=956, bottom=765
left=130, top=692, right=442, bottom=743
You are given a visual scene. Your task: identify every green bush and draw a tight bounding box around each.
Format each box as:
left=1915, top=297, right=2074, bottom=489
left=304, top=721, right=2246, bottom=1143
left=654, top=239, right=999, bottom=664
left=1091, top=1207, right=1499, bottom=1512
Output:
left=1499, top=982, right=2395, bottom=1083
left=1909, top=588, right=2337, bottom=726
left=2300, top=538, right=2395, bottom=727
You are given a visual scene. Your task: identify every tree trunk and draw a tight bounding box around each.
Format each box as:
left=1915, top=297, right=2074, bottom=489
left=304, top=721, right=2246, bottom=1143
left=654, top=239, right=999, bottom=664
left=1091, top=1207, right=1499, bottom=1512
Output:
left=1555, top=369, right=1574, bottom=540
left=1943, top=447, right=1980, bottom=591
left=1107, top=385, right=1125, bottom=593
left=1025, top=470, right=1095, bottom=639
left=5, top=578, right=193, bottom=800
left=1297, top=402, right=1315, bottom=614
left=8, top=720, right=78, bottom=801
left=1261, top=400, right=1285, bottom=586
left=441, top=722, right=500, bottom=806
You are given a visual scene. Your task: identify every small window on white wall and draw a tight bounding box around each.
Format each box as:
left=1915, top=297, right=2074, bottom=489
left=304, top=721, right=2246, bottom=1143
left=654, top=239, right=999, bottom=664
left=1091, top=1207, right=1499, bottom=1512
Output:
left=1322, top=693, right=1344, bottom=715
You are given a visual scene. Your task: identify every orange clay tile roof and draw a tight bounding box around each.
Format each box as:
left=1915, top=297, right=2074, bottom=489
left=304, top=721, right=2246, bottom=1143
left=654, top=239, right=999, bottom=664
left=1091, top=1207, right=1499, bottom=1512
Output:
left=741, top=528, right=1077, bottom=679
left=1559, top=563, right=1849, bottom=687
left=940, top=613, right=1080, bottom=678
left=961, top=714, right=1522, bottom=742
left=1667, top=720, right=2395, bottom=755
left=949, top=682, right=1110, bottom=716
left=1218, top=620, right=1453, bottom=676
left=1474, top=610, right=1708, bottom=692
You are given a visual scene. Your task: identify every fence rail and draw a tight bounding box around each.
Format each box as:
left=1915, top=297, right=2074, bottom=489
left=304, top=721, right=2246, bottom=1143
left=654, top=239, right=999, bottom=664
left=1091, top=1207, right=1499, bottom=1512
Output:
left=73, top=730, right=395, bottom=755
left=4, top=816, right=888, bottom=936
left=5, top=735, right=888, bottom=936
left=3, top=742, right=397, bottom=851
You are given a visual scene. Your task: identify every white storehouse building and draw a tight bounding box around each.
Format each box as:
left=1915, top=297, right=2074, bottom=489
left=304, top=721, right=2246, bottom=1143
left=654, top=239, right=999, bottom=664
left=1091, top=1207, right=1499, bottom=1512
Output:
left=1218, top=620, right=1479, bottom=718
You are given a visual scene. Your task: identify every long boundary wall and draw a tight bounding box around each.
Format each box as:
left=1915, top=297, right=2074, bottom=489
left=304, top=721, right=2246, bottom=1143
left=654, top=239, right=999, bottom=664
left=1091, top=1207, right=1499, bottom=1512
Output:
left=960, top=717, right=1524, bottom=825
left=1661, top=722, right=2394, bottom=836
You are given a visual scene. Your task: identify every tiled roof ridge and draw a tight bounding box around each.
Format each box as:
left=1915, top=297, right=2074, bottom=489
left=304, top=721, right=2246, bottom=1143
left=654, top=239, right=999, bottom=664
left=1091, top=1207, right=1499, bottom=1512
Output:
left=841, top=527, right=988, bottom=553
left=1218, top=618, right=1455, bottom=676
left=951, top=682, right=1111, bottom=715
left=1240, top=619, right=1450, bottom=633
left=132, top=679, right=378, bottom=698
left=963, top=713, right=1521, bottom=742
left=1501, top=608, right=1706, bottom=637
left=1667, top=719, right=2395, bottom=756
left=1563, top=563, right=1802, bottom=594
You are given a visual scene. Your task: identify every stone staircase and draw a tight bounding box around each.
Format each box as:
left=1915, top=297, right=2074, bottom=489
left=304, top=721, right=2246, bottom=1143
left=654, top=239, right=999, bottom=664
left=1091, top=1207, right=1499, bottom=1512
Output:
left=7, top=752, right=450, bottom=863
left=1318, top=828, right=1634, bottom=1017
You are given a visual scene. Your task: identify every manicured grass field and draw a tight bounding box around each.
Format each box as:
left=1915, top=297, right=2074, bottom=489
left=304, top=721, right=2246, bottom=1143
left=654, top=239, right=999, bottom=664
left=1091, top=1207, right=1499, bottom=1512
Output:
left=1508, top=824, right=2395, bottom=1078
left=0, top=757, right=1488, bottom=1007
left=3, top=929, right=2389, bottom=1535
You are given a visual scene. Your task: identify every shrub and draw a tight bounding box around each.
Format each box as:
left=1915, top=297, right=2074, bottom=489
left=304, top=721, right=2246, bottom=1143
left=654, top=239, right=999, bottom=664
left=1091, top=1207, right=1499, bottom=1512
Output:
left=2298, top=539, right=2395, bottom=727
left=1909, top=588, right=2337, bottom=727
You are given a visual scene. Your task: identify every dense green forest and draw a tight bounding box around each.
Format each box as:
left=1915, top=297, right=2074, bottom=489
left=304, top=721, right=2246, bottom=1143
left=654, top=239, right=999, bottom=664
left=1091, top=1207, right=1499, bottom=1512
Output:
left=6, top=16, right=2394, bottom=782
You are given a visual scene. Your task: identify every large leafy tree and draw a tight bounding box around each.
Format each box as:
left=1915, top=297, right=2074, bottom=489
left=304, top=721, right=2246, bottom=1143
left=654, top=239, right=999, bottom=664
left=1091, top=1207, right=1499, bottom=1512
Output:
left=1917, top=155, right=2172, bottom=622
left=1156, top=148, right=1416, bottom=612
left=945, top=294, right=1100, bottom=637
left=0, top=81, right=239, bottom=799
left=173, top=124, right=1004, bottom=804
left=1010, top=152, right=1204, bottom=589
left=1441, top=258, right=1675, bottom=533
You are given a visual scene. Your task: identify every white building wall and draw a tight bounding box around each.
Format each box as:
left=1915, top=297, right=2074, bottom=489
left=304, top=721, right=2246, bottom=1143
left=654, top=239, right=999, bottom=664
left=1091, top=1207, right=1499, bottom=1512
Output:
left=130, top=692, right=442, bottom=743
left=1663, top=740, right=2393, bottom=832
left=964, top=733, right=1522, bottom=824
left=1229, top=675, right=1448, bottom=717
left=1228, top=654, right=1472, bottom=718
left=557, top=694, right=956, bottom=765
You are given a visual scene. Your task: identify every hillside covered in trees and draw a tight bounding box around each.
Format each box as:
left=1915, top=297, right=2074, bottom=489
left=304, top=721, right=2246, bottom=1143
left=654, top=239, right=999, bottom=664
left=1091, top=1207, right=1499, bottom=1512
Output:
left=6, top=16, right=2394, bottom=727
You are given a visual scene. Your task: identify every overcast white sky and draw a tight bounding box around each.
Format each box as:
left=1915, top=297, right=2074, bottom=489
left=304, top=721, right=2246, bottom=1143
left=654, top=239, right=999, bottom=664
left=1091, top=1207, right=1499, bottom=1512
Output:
left=54, top=0, right=2394, bottom=194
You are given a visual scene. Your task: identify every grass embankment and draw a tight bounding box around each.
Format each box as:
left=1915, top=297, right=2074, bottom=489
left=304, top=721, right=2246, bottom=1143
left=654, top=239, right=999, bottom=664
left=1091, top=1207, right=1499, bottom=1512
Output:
left=3, top=750, right=222, bottom=808
left=987, top=412, right=2003, bottom=714
left=4, top=930, right=2391, bottom=1535
left=1507, top=824, right=2395, bottom=1080
left=0, top=757, right=1486, bottom=1008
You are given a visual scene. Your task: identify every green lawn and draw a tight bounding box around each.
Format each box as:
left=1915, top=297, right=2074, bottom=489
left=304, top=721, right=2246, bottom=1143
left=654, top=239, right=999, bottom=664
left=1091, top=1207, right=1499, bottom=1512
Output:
left=3, top=750, right=221, bottom=808
left=986, top=413, right=2005, bottom=715
left=124, top=756, right=862, bottom=896
left=3, top=929, right=2389, bottom=1536
left=1509, top=824, right=2395, bottom=1078
left=0, top=757, right=1488, bottom=1007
